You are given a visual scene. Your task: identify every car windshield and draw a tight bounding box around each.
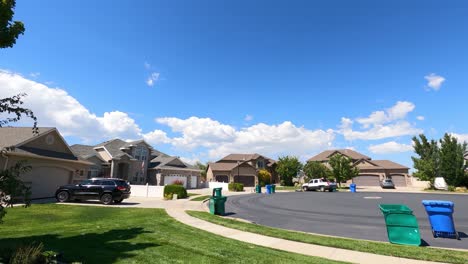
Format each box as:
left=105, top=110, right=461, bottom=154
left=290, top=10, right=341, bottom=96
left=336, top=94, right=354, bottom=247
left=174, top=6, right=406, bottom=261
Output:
left=384, top=180, right=392, bottom=183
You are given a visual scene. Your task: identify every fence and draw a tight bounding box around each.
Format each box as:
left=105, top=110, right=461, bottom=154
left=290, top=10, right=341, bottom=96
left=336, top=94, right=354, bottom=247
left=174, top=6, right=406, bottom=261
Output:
left=208, top=181, right=229, bottom=190
left=131, top=184, right=165, bottom=198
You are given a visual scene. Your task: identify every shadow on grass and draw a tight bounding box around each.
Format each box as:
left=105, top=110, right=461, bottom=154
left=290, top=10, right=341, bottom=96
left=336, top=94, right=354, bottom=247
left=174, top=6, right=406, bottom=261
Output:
left=0, top=228, right=158, bottom=263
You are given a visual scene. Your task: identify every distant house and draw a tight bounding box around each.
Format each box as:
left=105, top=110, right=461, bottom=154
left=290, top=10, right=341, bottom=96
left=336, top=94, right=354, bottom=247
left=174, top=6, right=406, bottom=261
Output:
left=307, top=149, right=410, bottom=187
left=206, top=153, right=277, bottom=187
left=0, top=127, right=92, bottom=199
left=71, top=139, right=201, bottom=188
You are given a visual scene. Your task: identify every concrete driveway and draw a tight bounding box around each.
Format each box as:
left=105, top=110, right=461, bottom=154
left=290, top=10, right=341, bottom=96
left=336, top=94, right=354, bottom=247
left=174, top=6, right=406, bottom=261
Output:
left=225, top=191, right=468, bottom=250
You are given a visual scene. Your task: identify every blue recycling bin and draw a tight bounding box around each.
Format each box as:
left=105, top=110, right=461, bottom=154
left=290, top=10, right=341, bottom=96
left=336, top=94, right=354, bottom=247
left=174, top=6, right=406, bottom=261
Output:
left=422, top=200, right=458, bottom=239
left=265, top=184, right=272, bottom=194
left=350, top=183, right=357, bottom=193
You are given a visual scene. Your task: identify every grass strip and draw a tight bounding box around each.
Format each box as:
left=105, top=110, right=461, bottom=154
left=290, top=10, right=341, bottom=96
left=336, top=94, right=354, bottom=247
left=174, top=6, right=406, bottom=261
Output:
left=190, top=195, right=211, bottom=201
left=187, top=211, right=468, bottom=264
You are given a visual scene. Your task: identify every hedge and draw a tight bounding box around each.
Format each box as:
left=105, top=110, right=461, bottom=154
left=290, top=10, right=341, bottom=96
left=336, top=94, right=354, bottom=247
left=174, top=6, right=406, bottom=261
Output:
left=228, top=182, right=244, bottom=192
left=164, top=184, right=188, bottom=199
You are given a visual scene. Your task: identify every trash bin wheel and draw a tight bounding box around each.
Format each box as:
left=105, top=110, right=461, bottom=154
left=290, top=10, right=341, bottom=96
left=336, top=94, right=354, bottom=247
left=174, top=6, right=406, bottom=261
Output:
left=431, top=230, right=437, bottom=238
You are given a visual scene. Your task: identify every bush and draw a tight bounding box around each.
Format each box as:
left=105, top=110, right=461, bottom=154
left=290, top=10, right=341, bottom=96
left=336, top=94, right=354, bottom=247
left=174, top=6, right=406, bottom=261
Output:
left=171, top=179, right=184, bottom=186
left=257, top=169, right=271, bottom=187
left=9, top=243, right=44, bottom=264
left=448, top=185, right=456, bottom=192
left=228, top=182, right=244, bottom=192
left=164, top=184, right=187, bottom=199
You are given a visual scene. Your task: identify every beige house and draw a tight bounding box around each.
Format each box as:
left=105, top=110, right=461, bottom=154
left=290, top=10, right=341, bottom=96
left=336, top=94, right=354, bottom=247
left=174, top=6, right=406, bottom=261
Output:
left=71, top=139, right=201, bottom=188
left=0, top=127, right=92, bottom=199
left=206, top=153, right=277, bottom=187
left=307, top=149, right=410, bottom=187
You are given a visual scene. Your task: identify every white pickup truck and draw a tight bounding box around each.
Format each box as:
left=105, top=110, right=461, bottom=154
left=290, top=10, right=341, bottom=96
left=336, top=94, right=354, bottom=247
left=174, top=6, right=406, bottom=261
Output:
left=302, top=178, right=337, bottom=192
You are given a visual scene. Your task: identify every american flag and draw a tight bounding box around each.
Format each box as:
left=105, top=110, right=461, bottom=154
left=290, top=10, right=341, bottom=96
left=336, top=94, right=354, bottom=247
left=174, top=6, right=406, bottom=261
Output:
left=141, top=160, right=145, bottom=172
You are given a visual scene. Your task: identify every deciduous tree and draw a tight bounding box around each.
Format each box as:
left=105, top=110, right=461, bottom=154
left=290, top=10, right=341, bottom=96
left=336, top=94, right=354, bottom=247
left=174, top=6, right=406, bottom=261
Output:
left=1, top=0, right=25, bottom=48
left=303, top=161, right=331, bottom=181
left=329, top=154, right=359, bottom=187
left=411, top=134, right=439, bottom=185
left=257, top=169, right=271, bottom=186
left=275, top=156, right=303, bottom=186
left=439, top=134, right=467, bottom=187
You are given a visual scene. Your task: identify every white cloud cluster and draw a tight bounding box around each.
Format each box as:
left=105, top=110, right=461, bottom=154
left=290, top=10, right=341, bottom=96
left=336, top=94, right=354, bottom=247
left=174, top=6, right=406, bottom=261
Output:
left=368, top=141, right=413, bottom=154
left=451, top=133, right=468, bottom=144
left=146, top=72, right=160, bottom=87
left=424, top=73, right=445, bottom=91
left=0, top=70, right=142, bottom=142
left=340, top=101, right=422, bottom=141
left=416, top=116, right=425, bottom=121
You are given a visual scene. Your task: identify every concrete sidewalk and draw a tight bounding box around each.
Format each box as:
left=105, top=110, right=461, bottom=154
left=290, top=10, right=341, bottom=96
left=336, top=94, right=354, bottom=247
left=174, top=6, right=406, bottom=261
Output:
left=165, top=205, right=445, bottom=264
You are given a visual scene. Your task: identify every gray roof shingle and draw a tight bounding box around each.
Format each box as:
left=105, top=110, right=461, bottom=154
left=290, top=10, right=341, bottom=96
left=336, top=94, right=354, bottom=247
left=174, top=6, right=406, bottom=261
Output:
left=308, top=149, right=371, bottom=162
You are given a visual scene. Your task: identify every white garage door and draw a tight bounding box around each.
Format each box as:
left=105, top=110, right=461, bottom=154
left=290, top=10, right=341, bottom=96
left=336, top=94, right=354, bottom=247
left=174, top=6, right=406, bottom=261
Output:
left=164, top=175, right=187, bottom=188
left=390, top=175, right=407, bottom=187
left=190, top=176, right=197, bottom=188
left=353, top=175, right=380, bottom=186
left=21, top=167, right=72, bottom=199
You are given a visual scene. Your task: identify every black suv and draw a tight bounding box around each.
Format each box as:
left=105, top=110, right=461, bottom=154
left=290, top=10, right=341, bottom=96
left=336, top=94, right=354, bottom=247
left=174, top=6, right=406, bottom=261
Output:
left=55, top=178, right=131, bottom=205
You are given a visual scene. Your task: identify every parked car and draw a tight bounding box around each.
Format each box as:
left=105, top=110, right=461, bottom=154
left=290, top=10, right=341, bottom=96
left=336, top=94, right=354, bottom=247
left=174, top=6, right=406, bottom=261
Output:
left=302, top=178, right=337, bottom=192
left=380, top=179, right=395, bottom=189
left=55, top=178, right=131, bottom=205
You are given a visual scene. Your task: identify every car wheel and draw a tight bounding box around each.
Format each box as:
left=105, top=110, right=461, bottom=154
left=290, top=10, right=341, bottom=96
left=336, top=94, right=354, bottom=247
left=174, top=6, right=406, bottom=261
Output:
left=114, top=199, right=124, bottom=204
left=302, top=186, right=308, bottom=192
left=320, top=186, right=325, bottom=192
left=101, top=193, right=114, bottom=205
left=56, top=191, right=69, bottom=202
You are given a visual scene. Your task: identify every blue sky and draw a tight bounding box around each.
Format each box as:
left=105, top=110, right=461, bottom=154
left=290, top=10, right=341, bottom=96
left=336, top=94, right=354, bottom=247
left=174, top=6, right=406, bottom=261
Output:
left=1, top=1, right=467, bottom=168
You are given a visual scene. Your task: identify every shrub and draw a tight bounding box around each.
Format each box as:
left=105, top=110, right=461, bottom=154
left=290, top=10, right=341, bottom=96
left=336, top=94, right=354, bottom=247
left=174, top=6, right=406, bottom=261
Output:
left=164, top=184, right=187, bottom=199
left=9, top=243, right=44, bottom=264
left=257, top=169, right=271, bottom=187
left=228, top=182, right=244, bottom=192
left=171, top=179, right=184, bottom=186
left=448, top=185, right=456, bottom=192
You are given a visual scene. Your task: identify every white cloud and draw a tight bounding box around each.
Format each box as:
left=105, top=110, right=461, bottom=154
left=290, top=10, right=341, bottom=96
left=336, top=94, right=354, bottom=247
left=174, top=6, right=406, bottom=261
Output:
left=154, top=116, right=335, bottom=160
left=146, top=72, right=160, bottom=87
left=424, top=73, right=445, bottom=91
left=142, top=129, right=170, bottom=145
left=29, top=72, right=40, bottom=78
left=340, top=101, right=422, bottom=141
left=244, top=114, right=253, bottom=121
left=179, top=156, right=200, bottom=165
left=416, top=116, right=425, bottom=121
left=451, top=133, right=468, bottom=144
left=0, top=70, right=142, bottom=142
left=368, top=141, right=413, bottom=154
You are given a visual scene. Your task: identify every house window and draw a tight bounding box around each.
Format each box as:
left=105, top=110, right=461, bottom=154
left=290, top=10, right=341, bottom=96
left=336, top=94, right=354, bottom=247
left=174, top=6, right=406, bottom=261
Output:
left=87, top=169, right=99, bottom=179
left=133, top=146, right=148, bottom=161
left=257, top=160, right=264, bottom=169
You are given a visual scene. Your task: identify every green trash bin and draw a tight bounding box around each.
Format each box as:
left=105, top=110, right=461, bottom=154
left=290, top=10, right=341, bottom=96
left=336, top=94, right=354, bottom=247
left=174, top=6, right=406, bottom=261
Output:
left=209, top=198, right=216, bottom=215
left=213, top=187, right=223, bottom=197
left=214, top=196, right=227, bottom=215
left=271, top=184, right=276, bottom=193
left=379, top=204, right=421, bottom=246
left=255, top=185, right=262, bottom=193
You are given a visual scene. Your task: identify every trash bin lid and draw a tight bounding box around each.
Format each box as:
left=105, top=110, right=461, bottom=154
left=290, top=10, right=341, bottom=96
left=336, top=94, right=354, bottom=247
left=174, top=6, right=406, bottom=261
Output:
left=422, top=200, right=454, bottom=207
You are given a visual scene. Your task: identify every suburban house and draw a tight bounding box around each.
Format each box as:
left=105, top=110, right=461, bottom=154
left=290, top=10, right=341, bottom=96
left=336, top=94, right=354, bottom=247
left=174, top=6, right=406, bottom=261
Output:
left=0, top=127, right=92, bottom=199
left=307, top=149, right=410, bottom=187
left=206, top=153, right=277, bottom=187
left=71, top=139, right=201, bottom=188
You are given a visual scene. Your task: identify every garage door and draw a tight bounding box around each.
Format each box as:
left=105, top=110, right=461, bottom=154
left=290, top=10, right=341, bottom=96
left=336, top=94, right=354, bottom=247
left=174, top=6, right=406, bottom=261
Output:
left=389, top=175, right=407, bottom=187
left=21, top=167, right=72, bottom=199
left=353, top=175, right=380, bottom=186
left=234, top=175, right=255, bottom=187
left=164, top=175, right=187, bottom=187
left=215, top=175, right=229, bottom=183
left=190, top=176, right=198, bottom=188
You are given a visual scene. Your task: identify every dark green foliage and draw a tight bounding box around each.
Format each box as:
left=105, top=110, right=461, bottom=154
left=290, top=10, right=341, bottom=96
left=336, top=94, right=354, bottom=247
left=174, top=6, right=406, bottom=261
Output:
left=275, top=156, right=303, bottom=186
left=303, top=161, right=331, bottom=181
left=0, top=0, right=25, bottom=48
left=228, top=182, right=244, bottom=192
left=0, top=160, right=31, bottom=223
left=329, top=154, right=359, bottom=186
left=0, top=93, right=38, bottom=131
left=412, top=133, right=467, bottom=187
left=163, top=184, right=187, bottom=199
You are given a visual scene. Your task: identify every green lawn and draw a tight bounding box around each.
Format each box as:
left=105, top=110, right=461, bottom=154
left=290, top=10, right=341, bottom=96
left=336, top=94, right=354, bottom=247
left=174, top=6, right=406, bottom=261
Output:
left=0, top=205, right=347, bottom=264
left=187, top=193, right=200, bottom=197
left=190, top=195, right=211, bottom=201
left=275, top=186, right=300, bottom=191
left=187, top=211, right=468, bottom=264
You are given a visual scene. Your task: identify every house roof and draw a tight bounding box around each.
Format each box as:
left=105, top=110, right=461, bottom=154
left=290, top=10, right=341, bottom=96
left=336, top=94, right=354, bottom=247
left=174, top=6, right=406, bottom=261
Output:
left=70, top=144, right=97, bottom=158
left=149, top=155, right=201, bottom=171
left=218, top=153, right=276, bottom=164
left=371, top=160, right=409, bottom=170
left=208, top=162, right=241, bottom=171
left=308, top=149, right=371, bottom=162
left=0, top=127, right=55, bottom=148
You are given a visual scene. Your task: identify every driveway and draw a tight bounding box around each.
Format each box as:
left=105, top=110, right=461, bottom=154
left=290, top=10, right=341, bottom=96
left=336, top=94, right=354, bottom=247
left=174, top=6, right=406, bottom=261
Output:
left=225, top=191, right=468, bottom=250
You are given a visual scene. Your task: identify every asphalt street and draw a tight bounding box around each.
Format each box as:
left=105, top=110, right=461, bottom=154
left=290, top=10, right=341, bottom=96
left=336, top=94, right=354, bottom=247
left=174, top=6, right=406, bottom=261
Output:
left=225, top=191, right=468, bottom=250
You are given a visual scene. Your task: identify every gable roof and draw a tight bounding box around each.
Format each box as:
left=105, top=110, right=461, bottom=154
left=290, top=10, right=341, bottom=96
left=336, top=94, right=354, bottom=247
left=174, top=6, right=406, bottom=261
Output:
left=371, top=160, right=409, bottom=170
left=308, top=149, right=371, bottom=162
left=0, top=127, right=55, bottom=148
left=218, top=153, right=276, bottom=164
left=149, top=155, right=201, bottom=171
left=208, top=162, right=242, bottom=171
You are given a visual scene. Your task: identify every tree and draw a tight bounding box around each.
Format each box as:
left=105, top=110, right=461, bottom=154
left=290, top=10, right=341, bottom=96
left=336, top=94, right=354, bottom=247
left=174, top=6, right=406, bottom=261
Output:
left=0, top=161, right=31, bottom=223
left=1, top=0, right=25, bottom=48
left=195, top=161, right=207, bottom=181
left=303, top=161, right=331, bottom=181
left=411, top=134, right=440, bottom=185
left=329, top=154, right=359, bottom=187
left=0, top=93, right=38, bottom=130
left=257, top=169, right=271, bottom=186
left=439, top=134, right=467, bottom=187
left=275, top=156, right=303, bottom=186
